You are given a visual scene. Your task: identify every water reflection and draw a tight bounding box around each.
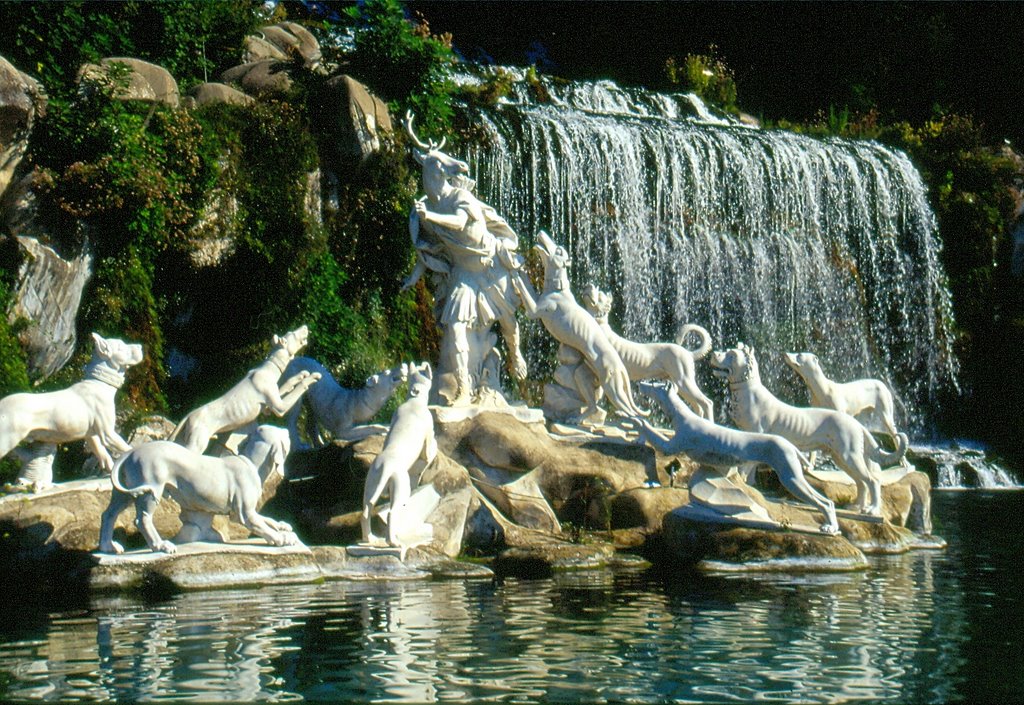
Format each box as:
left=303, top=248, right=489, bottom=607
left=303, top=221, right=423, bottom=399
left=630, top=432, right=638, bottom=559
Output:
left=0, top=494, right=1018, bottom=702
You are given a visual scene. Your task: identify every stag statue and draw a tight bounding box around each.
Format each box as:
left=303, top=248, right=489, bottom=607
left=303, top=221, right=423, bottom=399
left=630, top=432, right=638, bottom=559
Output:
left=401, top=111, right=528, bottom=406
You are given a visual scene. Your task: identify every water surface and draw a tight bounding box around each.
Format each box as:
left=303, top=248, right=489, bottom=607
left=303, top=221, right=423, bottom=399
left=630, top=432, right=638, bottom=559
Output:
left=0, top=492, right=1021, bottom=702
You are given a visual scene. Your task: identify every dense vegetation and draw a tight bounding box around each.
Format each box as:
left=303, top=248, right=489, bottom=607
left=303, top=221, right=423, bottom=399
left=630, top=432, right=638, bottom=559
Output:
left=1, top=0, right=1022, bottom=472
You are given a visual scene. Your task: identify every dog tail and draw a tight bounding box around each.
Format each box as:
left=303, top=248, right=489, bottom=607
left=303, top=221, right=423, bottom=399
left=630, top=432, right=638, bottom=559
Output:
left=109, top=451, right=151, bottom=498
left=676, top=324, right=712, bottom=360
left=868, top=430, right=908, bottom=468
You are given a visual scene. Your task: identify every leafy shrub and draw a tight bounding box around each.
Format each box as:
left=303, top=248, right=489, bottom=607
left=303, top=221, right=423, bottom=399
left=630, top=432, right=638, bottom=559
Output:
left=665, top=46, right=739, bottom=114
left=342, top=0, right=457, bottom=135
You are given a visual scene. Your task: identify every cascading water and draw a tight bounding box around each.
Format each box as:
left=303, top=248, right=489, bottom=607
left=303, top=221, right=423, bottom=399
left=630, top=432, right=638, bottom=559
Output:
left=458, top=70, right=959, bottom=434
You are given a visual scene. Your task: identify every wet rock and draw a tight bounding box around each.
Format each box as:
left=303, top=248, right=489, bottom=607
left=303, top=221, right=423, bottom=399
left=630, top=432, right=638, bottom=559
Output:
left=90, top=541, right=320, bottom=593
left=661, top=511, right=869, bottom=572
left=494, top=541, right=616, bottom=578
left=0, top=54, right=46, bottom=202
left=78, top=58, right=180, bottom=107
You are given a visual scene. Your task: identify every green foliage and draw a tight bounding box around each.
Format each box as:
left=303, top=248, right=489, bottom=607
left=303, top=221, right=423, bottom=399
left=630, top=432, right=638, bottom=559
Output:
left=456, top=68, right=515, bottom=108
left=343, top=0, right=457, bottom=135
left=0, top=280, right=31, bottom=398
left=665, top=46, right=739, bottom=114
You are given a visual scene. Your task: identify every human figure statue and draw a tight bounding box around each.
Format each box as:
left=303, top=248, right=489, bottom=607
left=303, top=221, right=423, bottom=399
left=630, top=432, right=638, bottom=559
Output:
left=401, top=112, right=527, bottom=406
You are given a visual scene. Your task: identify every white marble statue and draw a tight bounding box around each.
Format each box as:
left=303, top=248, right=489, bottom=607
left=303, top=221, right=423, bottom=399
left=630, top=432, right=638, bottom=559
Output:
left=710, top=343, right=908, bottom=516
left=361, top=361, right=437, bottom=557
left=0, top=332, right=143, bottom=492
left=582, top=283, right=715, bottom=420
left=634, top=380, right=839, bottom=534
left=170, top=325, right=320, bottom=454
left=510, top=231, right=647, bottom=424
left=284, top=358, right=408, bottom=449
left=99, top=424, right=297, bottom=554
left=401, top=112, right=527, bottom=406
left=784, top=351, right=902, bottom=453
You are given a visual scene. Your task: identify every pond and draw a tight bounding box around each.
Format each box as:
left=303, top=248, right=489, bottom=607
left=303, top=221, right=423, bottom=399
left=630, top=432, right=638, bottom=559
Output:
left=0, top=492, right=1021, bottom=703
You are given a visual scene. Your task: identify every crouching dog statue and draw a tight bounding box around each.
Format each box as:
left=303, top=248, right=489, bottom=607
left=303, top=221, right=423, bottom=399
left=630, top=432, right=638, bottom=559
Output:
left=0, top=333, right=143, bottom=492
left=99, top=425, right=296, bottom=555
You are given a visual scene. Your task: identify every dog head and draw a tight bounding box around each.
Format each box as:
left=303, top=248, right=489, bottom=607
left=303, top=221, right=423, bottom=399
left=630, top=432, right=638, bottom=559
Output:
left=533, top=230, right=571, bottom=277
left=90, top=332, right=144, bottom=372
left=407, top=361, right=433, bottom=400
left=239, top=424, right=292, bottom=484
left=273, top=325, right=310, bottom=359
left=710, top=343, right=759, bottom=384
left=366, top=364, right=409, bottom=393
left=580, top=284, right=613, bottom=323
left=783, top=351, right=822, bottom=380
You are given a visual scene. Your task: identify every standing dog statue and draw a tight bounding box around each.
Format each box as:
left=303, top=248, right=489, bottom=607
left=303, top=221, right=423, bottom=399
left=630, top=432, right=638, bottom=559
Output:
left=511, top=231, right=647, bottom=423
left=783, top=351, right=902, bottom=451
left=99, top=425, right=296, bottom=554
left=0, top=333, right=143, bottom=491
left=582, top=283, right=715, bottom=419
left=361, top=362, right=437, bottom=558
left=170, top=325, right=320, bottom=454
left=634, top=381, right=839, bottom=534
left=283, top=358, right=408, bottom=450
left=711, top=343, right=908, bottom=516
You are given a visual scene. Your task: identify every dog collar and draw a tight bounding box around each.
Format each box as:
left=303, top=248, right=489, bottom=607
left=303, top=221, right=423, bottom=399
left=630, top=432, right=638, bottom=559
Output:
left=85, top=363, right=126, bottom=389
left=268, top=350, right=289, bottom=373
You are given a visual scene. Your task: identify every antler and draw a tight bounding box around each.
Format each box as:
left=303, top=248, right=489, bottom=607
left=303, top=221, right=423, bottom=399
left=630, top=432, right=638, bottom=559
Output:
left=404, top=110, right=446, bottom=152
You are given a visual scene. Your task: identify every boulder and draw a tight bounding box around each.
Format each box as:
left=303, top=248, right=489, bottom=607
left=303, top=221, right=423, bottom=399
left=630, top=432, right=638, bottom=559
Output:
left=0, top=54, right=46, bottom=202
left=78, top=58, right=180, bottom=107
left=184, top=82, right=253, bottom=108
left=7, top=235, right=93, bottom=379
left=662, top=514, right=869, bottom=572
left=316, top=75, right=392, bottom=163
left=247, top=23, right=322, bottom=71
left=435, top=412, right=662, bottom=516
left=220, top=60, right=293, bottom=96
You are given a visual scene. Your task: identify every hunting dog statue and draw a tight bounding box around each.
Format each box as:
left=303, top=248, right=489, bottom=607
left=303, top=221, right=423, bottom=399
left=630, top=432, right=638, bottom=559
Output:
left=711, top=343, right=908, bottom=516
left=783, top=351, right=902, bottom=453
left=582, top=283, right=715, bottom=420
left=511, top=231, right=647, bottom=423
left=361, top=361, right=437, bottom=558
left=634, top=380, right=839, bottom=534
left=171, top=325, right=320, bottom=454
left=0, top=332, right=143, bottom=491
left=284, top=358, right=408, bottom=450
left=98, top=424, right=296, bottom=554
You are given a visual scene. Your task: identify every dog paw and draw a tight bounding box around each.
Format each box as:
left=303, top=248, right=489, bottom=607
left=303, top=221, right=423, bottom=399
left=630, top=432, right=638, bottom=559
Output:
left=157, top=540, right=177, bottom=554
left=819, top=524, right=841, bottom=536
left=101, top=541, right=125, bottom=555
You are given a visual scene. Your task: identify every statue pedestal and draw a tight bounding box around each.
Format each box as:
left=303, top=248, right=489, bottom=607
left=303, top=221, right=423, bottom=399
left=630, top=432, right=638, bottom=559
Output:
left=431, top=402, right=544, bottom=425
left=684, top=466, right=826, bottom=535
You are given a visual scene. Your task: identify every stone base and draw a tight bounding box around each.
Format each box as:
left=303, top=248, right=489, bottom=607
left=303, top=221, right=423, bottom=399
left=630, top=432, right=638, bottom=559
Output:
left=89, top=540, right=495, bottom=591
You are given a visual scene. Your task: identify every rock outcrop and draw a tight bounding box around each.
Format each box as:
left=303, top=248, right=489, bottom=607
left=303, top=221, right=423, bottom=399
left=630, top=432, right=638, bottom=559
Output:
left=0, top=54, right=46, bottom=202
left=220, top=60, right=293, bottom=96
left=78, top=58, right=180, bottom=107
left=317, top=75, right=393, bottom=163
left=183, top=82, right=254, bottom=108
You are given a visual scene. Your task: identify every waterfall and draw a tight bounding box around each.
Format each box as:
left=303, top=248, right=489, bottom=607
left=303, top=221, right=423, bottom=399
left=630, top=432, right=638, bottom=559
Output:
left=458, top=70, right=959, bottom=433
left=912, top=443, right=1021, bottom=489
